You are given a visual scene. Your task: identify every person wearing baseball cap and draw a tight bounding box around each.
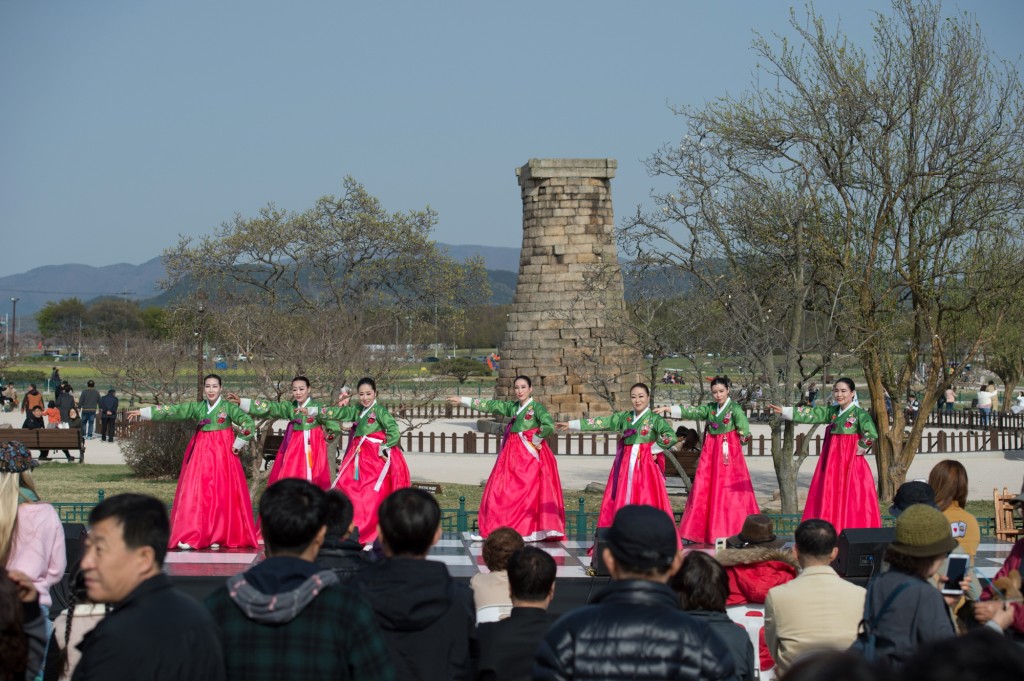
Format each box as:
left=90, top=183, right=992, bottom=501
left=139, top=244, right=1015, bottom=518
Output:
left=533, top=505, right=735, bottom=680
left=862, top=504, right=963, bottom=667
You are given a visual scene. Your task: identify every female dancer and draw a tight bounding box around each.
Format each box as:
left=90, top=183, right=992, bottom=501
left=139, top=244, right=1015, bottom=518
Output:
left=311, top=377, right=410, bottom=545
left=655, top=376, right=759, bottom=544
left=447, top=375, right=565, bottom=541
left=767, top=377, right=880, bottom=534
left=556, top=382, right=677, bottom=530
left=127, top=374, right=257, bottom=550
left=228, top=376, right=337, bottom=490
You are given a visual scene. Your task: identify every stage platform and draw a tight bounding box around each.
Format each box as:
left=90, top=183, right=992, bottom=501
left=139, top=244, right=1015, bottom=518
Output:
left=164, top=534, right=1016, bottom=616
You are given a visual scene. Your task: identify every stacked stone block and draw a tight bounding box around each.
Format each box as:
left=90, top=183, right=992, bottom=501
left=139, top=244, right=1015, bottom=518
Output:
left=496, top=158, right=643, bottom=419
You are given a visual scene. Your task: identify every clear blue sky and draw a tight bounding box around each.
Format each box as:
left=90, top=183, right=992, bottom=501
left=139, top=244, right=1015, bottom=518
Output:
left=3, top=1, right=1022, bottom=270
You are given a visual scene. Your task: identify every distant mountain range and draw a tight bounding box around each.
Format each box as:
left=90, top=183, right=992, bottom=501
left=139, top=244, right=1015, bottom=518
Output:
left=0, top=244, right=523, bottom=323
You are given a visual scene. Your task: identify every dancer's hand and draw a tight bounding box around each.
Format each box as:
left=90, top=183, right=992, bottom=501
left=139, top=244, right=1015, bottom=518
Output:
left=225, top=393, right=241, bottom=405
left=766, top=404, right=784, bottom=415
left=445, top=396, right=461, bottom=406
left=653, top=406, right=672, bottom=416
left=337, top=394, right=351, bottom=407
left=126, top=410, right=142, bottom=422
left=555, top=421, right=570, bottom=431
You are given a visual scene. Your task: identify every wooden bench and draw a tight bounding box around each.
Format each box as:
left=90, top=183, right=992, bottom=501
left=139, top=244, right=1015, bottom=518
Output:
left=261, top=433, right=285, bottom=470
left=0, top=428, right=85, bottom=463
left=664, top=445, right=700, bottom=492
left=994, top=486, right=1023, bottom=542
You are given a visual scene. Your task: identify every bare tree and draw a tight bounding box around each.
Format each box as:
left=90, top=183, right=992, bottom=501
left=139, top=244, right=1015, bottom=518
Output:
left=629, top=0, right=1024, bottom=502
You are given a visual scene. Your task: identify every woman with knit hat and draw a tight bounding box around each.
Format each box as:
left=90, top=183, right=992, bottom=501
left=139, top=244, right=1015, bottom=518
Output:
left=862, top=504, right=963, bottom=667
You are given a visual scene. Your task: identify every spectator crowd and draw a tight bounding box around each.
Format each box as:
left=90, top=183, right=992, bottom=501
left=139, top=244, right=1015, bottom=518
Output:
left=3, top=457, right=1024, bottom=680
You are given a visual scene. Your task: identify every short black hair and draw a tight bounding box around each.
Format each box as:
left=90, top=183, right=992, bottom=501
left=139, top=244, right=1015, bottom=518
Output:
left=671, top=550, right=729, bottom=612
left=357, top=377, right=377, bottom=393
left=795, top=519, right=838, bottom=558
left=87, top=380, right=95, bottom=387
left=377, top=488, right=440, bottom=556
left=291, top=376, right=310, bottom=388
left=507, top=547, right=556, bottom=601
left=89, top=494, right=170, bottom=567
left=259, top=479, right=328, bottom=555
left=323, top=490, right=355, bottom=539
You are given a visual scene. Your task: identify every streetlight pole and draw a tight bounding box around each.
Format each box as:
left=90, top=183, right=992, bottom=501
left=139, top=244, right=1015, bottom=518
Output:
left=196, top=302, right=206, bottom=401
left=2, top=314, right=8, bottom=358
left=9, top=298, right=18, bottom=357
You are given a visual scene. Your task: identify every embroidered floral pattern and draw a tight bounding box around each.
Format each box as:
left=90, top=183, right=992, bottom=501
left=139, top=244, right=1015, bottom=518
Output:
left=305, top=416, right=315, bottom=424
left=367, top=414, right=376, bottom=425
left=586, top=418, right=597, bottom=425
left=640, top=425, right=650, bottom=436
left=216, top=413, right=227, bottom=424
left=723, top=414, right=731, bottom=425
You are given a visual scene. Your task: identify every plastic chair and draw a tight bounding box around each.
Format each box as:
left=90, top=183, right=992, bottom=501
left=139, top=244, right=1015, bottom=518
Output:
left=475, top=605, right=510, bottom=624
left=726, top=604, right=775, bottom=680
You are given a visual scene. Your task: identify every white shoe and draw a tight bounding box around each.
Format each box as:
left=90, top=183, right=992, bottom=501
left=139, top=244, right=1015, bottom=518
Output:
left=177, top=542, right=193, bottom=550
left=469, top=533, right=484, bottom=541
left=210, top=543, right=221, bottom=550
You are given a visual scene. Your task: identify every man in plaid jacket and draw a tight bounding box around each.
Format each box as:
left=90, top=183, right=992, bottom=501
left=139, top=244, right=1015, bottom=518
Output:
left=206, top=480, right=394, bottom=681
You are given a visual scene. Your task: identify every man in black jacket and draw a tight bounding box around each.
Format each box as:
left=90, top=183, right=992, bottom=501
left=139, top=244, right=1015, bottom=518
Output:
left=73, top=494, right=224, bottom=681
left=478, top=546, right=558, bottom=681
left=56, top=383, right=75, bottom=422
left=533, top=505, right=735, bottom=681
left=353, top=488, right=477, bottom=681
left=98, top=389, right=118, bottom=442
left=315, top=490, right=370, bottom=582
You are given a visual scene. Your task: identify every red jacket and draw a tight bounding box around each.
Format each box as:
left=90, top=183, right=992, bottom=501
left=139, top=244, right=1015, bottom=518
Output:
left=716, top=546, right=799, bottom=671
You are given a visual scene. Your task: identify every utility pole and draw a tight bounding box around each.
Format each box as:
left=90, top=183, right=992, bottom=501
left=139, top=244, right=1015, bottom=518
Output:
left=9, top=298, right=18, bottom=357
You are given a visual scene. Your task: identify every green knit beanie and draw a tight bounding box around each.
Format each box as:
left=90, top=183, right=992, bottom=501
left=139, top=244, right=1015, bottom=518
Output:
left=890, top=504, right=958, bottom=557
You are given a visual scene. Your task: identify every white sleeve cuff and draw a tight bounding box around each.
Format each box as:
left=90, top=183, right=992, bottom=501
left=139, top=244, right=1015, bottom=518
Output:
left=670, top=405, right=682, bottom=419
left=532, top=434, right=544, bottom=446
left=651, top=444, right=664, bottom=454
left=139, top=407, right=153, bottom=420
left=307, top=406, right=319, bottom=416
left=781, top=407, right=794, bottom=421
left=239, top=398, right=252, bottom=413
left=459, top=397, right=473, bottom=407
left=567, top=420, right=582, bottom=431
left=232, top=436, right=247, bottom=451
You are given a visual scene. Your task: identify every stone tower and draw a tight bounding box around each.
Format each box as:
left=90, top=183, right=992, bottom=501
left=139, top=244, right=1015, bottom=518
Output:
left=497, top=158, right=643, bottom=419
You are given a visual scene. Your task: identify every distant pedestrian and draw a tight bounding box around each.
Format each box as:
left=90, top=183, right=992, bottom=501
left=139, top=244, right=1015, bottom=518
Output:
left=49, top=367, right=61, bottom=399
left=98, top=389, right=118, bottom=442
left=55, top=384, right=76, bottom=422
left=77, top=380, right=101, bottom=440
left=21, top=384, right=44, bottom=414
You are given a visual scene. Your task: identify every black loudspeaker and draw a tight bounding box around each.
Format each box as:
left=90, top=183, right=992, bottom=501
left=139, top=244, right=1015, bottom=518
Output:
left=831, top=527, right=895, bottom=580
left=593, top=527, right=611, bottom=577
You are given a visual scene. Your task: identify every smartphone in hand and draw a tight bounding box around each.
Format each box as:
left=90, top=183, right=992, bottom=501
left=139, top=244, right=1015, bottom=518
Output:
left=940, top=554, right=970, bottom=595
